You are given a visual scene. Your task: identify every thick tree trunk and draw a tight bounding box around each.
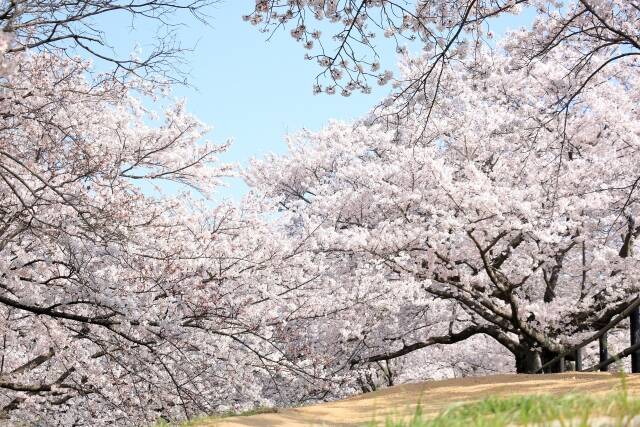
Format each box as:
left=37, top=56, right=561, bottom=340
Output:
left=515, top=348, right=542, bottom=373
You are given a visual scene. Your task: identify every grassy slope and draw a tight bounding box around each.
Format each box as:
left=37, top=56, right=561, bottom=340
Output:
left=181, top=373, right=640, bottom=427
left=377, top=390, right=640, bottom=426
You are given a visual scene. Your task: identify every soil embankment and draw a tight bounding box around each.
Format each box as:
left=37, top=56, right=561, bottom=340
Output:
left=197, top=372, right=640, bottom=427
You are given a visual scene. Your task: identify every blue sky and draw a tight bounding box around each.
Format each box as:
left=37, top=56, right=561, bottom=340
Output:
left=102, top=1, right=534, bottom=200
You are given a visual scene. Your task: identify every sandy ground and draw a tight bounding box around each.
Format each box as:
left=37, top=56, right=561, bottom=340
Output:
left=195, top=373, right=640, bottom=427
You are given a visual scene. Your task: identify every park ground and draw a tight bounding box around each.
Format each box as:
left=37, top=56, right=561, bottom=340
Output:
left=188, top=372, right=640, bottom=427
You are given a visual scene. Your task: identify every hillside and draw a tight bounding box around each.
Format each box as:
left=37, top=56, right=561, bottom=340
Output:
left=193, top=373, right=640, bottom=427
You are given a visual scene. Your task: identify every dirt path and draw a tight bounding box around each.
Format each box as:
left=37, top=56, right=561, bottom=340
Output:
left=195, top=373, right=640, bottom=427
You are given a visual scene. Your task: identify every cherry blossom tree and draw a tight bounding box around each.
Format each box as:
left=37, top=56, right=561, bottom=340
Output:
left=245, top=0, right=639, bottom=121
left=1, top=0, right=638, bottom=422
left=247, top=46, right=640, bottom=378
left=0, top=1, right=342, bottom=423
left=0, top=35, right=330, bottom=424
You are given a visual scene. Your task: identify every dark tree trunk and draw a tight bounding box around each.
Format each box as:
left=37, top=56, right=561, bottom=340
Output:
left=515, top=348, right=542, bottom=373
left=630, top=306, right=640, bottom=373
left=541, top=348, right=565, bottom=373
left=575, top=348, right=583, bottom=371
left=599, top=333, right=609, bottom=372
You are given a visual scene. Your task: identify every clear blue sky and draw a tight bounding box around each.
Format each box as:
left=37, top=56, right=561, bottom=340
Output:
left=102, top=1, right=533, bottom=200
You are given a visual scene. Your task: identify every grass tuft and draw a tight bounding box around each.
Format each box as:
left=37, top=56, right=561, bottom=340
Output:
left=373, top=388, right=640, bottom=427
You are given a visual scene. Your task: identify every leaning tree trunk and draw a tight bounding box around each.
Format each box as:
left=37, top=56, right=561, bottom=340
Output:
left=540, top=348, right=565, bottom=373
